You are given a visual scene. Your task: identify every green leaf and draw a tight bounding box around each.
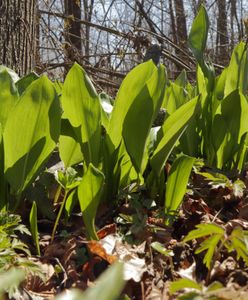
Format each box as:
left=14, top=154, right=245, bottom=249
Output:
left=211, top=90, right=248, bottom=170
left=183, top=224, right=225, bottom=243
left=225, top=42, right=248, bottom=96
left=151, top=242, right=174, bottom=256
left=59, top=118, right=83, bottom=168
left=29, top=201, right=40, bottom=256
left=206, top=281, right=223, bottom=292
left=150, top=96, right=198, bottom=176
left=228, top=227, right=248, bottom=264
left=65, top=189, right=78, bottom=219
left=122, top=64, right=166, bottom=174
left=195, top=234, right=222, bottom=269
left=188, top=5, right=209, bottom=64
left=0, top=70, right=18, bottom=128
left=0, top=124, right=7, bottom=211
left=78, top=163, right=105, bottom=240
left=61, top=63, right=101, bottom=166
left=16, top=72, right=39, bottom=96
left=55, top=167, right=81, bottom=190
left=165, top=155, right=195, bottom=222
left=4, top=76, right=61, bottom=195
left=55, top=262, right=125, bottom=300
left=0, top=66, right=19, bottom=82
left=0, top=268, right=25, bottom=295
left=108, top=60, right=159, bottom=148
left=170, top=278, right=202, bottom=294
left=178, top=292, right=203, bottom=300
left=81, top=262, right=124, bottom=300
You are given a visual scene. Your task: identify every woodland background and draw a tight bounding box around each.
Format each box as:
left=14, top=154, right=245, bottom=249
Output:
left=0, top=0, right=247, bottom=95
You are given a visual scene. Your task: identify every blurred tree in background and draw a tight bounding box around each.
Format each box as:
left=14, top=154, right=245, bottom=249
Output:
left=0, top=0, right=246, bottom=93
left=0, top=0, right=37, bottom=76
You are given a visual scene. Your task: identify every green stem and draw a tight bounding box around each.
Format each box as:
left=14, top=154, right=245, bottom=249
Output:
left=51, top=189, right=68, bottom=242
left=54, top=185, right=62, bottom=204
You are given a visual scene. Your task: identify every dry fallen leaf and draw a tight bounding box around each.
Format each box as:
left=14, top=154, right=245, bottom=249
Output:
left=100, top=234, right=147, bottom=282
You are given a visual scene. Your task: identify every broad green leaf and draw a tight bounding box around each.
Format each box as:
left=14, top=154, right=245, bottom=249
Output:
left=211, top=90, right=248, bottom=169
left=108, top=60, right=159, bottom=148
left=165, top=155, right=195, bottom=222
left=225, top=42, right=248, bottom=96
left=170, top=278, right=202, bottom=294
left=0, top=70, right=18, bottom=128
left=59, top=119, right=83, bottom=168
left=55, top=262, right=124, bottom=300
left=78, top=163, right=105, bottom=240
left=122, top=64, right=166, bottom=173
left=0, top=72, right=10, bottom=209
left=61, top=63, right=101, bottom=166
left=215, top=68, right=227, bottom=100
left=150, top=96, right=198, bottom=176
left=183, top=224, right=225, bottom=242
left=175, top=70, right=187, bottom=87
left=59, top=135, right=83, bottom=168
left=65, top=189, right=78, bottom=219
left=101, top=135, right=123, bottom=201
left=0, top=66, right=19, bottom=82
left=4, top=76, right=61, bottom=195
left=162, top=82, right=187, bottom=115
left=16, top=72, right=39, bottom=96
left=188, top=6, right=215, bottom=89
left=195, top=234, right=222, bottom=269
left=54, top=80, right=63, bottom=94
left=29, top=201, right=40, bottom=256
left=188, top=5, right=209, bottom=64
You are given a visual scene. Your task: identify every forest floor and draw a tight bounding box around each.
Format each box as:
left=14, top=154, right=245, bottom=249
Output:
left=8, top=163, right=248, bottom=300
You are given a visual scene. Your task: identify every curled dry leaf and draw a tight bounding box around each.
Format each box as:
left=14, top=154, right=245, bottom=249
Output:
left=100, top=234, right=147, bottom=282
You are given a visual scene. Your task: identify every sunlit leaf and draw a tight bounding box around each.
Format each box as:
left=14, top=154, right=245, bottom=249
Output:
left=78, top=164, right=105, bottom=240
left=150, top=96, right=198, bottom=176
left=29, top=201, right=40, bottom=256
left=165, top=155, right=195, bottom=223
left=183, top=224, right=225, bottom=242
left=170, top=278, right=202, bottom=294
left=61, top=63, right=101, bottom=166
left=4, top=76, right=61, bottom=195
left=195, top=234, right=222, bottom=269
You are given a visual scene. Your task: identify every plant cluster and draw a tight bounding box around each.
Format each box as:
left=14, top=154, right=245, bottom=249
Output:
left=0, top=4, right=248, bottom=299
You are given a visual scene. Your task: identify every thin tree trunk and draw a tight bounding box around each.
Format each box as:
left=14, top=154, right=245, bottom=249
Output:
left=169, top=0, right=177, bottom=45
left=174, top=0, right=187, bottom=51
left=216, top=0, right=229, bottom=64
left=64, top=0, right=82, bottom=63
left=0, top=0, right=37, bottom=76
left=83, top=0, right=94, bottom=63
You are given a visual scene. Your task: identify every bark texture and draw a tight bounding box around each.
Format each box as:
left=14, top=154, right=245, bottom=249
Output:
left=64, top=0, right=82, bottom=63
left=0, top=0, right=37, bottom=75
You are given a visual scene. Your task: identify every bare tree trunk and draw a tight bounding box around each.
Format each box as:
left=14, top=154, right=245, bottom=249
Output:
left=0, top=0, right=37, bottom=76
left=174, top=0, right=187, bottom=51
left=230, top=0, right=241, bottom=48
left=83, top=0, right=94, bottom=63
left=169, top=0, right=177, bottom=45
left=216, top=0, right=229, bottom=65
left=64, top=0, right=82, bottom=64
